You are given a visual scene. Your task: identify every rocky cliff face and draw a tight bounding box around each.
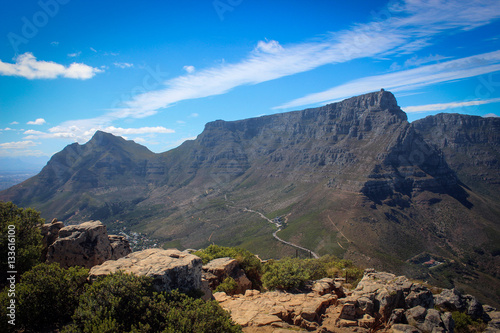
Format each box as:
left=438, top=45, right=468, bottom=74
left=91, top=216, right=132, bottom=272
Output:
left=412, top=113, right=500, bottom=199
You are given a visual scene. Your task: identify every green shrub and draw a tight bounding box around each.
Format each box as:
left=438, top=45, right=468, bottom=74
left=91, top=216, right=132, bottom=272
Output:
left=194, top=244, right=262, bottom=289
left=452, top=311, right=486, bottom=333
left=262, top=255, right=364, bottom=291
left=146, top=291, right=242, bottom=333
left=65, top=272, right=241, bottom=333
left=262, top=257, right=310, bottom=290
left=68, top=272, right=155, bottom=333
left=0, top=263, right=88, bottom=332
left=0, top=202, right=44, bottom=285
left=215, top=277, right=238, bottom=295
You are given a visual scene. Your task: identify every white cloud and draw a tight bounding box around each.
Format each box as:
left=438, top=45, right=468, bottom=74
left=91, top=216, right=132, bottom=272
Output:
left=189, top=113, right=199, bottom=118
left=118, top=0, right=500, bottom=115
left=90, top=47, right=97, bottom=53
left=255, top=40, right=284, bottom=54
left=0, top=53, right=103, bottom=80
left=114, top=62, right=134, bottom=69
left=132, top=137, right=147, bottom=144
left=484, top=113, right=499, bottom=117
left=24, top=124, right=175, bottom=144
left=10, top=121, right=19, bottom=125
left=403, top=54, right=451, bottom=68
left=183, top=65, right=195, bottom=73
left=403, top=98, right=500, bottom=113
left=103, top=126, right=175, bottom=135
left=68, top=51, right=81, bottom=58
left=0, top=140, right=39, bottom=149
left=177, top=120, right=186, bottom=124
left=275, top=50, right=500, bottom=109
left=27, top=118, right=46, bottom=125
left=51, top=41, right=59, bottom=46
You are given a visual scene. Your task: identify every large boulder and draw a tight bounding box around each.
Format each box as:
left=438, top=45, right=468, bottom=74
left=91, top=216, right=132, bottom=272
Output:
left=46, top=221, right=130, bottom=268
left=434, top=288, right=465, bottom=312
left=202, top=257, right=252, bottom=294
left=89, top=248, right=203, bottom=294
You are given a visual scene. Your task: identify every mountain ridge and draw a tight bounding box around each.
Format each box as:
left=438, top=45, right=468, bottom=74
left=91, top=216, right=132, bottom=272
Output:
left=1, top=90, right=499, bottom=306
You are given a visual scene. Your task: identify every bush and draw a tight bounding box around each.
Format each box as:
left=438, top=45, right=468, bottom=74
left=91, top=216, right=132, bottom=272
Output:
left=0, top=263, right=88, bottom=332
left=215, top=277, right=238, bottom=295
left=68, top=272, right=155, bottom=332
left=65, top=272, right=241, bottom=333
left=262, top=256, right=364, bottom=291
left=194, top=244, right=262, bottom=289
left=262, top=257, right=310, bottom=290
left=0, top=202, right=44, bottom=285
left=452, top=311, right=487, bottom=333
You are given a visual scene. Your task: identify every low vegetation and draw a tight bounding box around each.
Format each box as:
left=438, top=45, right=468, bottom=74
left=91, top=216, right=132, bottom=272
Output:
left=0, top=201, right=44, bottom=285
left=1, top=265, right=242, bottom=333
left=452, top=311, right=487, bottom=333
left=195, top=245, right=364, bottom=292
left=262, top=255, right=364, bottom=291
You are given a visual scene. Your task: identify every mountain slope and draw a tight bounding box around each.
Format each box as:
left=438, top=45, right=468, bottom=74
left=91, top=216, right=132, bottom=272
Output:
left=1, top=91, right=499, bottom=306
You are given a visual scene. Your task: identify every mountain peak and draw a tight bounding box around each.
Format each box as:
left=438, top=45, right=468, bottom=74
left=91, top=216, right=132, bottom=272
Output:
left=337, top=89, right=406, bottom=120
left=89, top=130, right=122, bottom=146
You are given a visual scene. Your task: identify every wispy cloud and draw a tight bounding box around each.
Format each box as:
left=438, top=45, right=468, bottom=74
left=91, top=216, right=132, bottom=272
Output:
left=0, top=53, right=103, bottom=80
left=24, top=123, right=175, bottom=143
left=0, top=140, right=39, bottom=149
left=68, top=51, right=81, bottom=58
left=183, top=65, right=195, bottom=73
left=117, top=0, right=500, bottom=115
left=27, top=118, right=46, bottom=125
left=275, top=50, right=500, bottom=109
left=10, top=121, right=19, bottom=125
left=403, top=97, right=500, bottom=113
left=114, top=62, right=134, bottom=69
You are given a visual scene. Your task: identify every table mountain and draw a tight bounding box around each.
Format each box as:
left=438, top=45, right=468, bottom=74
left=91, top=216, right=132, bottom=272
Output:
left=1, top=90, right=499, bottom=306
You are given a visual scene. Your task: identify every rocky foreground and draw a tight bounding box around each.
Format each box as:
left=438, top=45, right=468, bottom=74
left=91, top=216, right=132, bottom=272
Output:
left=42, top=220, right=500, bottom=332
left=215, top=272, right=500, bottom=332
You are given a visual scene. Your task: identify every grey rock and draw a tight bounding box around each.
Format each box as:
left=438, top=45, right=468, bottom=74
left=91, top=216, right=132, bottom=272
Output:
left=406, top=285, right=434, bottom=309
left=440, top=312, right=454, bottom=332
left=202, top=257, right=252, bottom=294
left=422, top=309, right=444, bottom=333
left=391, top=324, right=423, bottom=333
left=389, top=308, right=406, bottom=326
left=89, top=248, right=203, bottom=294
left=434, top=288, right=465, bottom=312
left=464, top=294, right=484, bottom=320
left=40, top=218, right=64, bottom=260
left=406, top=306, right=428, bottom=326
left=108, top=234, right=132, bottom=260
left=46, top=221, right=112, bottom=268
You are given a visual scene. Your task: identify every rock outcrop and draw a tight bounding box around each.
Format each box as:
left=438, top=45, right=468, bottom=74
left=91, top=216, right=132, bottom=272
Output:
left=40, top=218, right=65, bottom=260
left=202, top=257, right=252, bottom=294
left=89, top=248, right=203, bottom=295
left=215, top=288, right=337, bottom=330
left=45, top=220, right=131, bottom=268
left=216, top=270, right=497, bottom=333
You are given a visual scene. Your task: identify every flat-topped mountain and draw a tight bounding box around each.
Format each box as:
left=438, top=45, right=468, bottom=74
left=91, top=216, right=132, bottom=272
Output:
left=1, top=90, right=499, bottom=306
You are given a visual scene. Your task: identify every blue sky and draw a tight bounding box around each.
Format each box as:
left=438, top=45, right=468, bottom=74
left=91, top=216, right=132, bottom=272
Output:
left=1, top=0, right=500, bottom=163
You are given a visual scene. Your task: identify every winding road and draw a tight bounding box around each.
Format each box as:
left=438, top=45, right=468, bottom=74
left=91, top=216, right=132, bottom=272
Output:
left=242, top=208, right=319, bottom=258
